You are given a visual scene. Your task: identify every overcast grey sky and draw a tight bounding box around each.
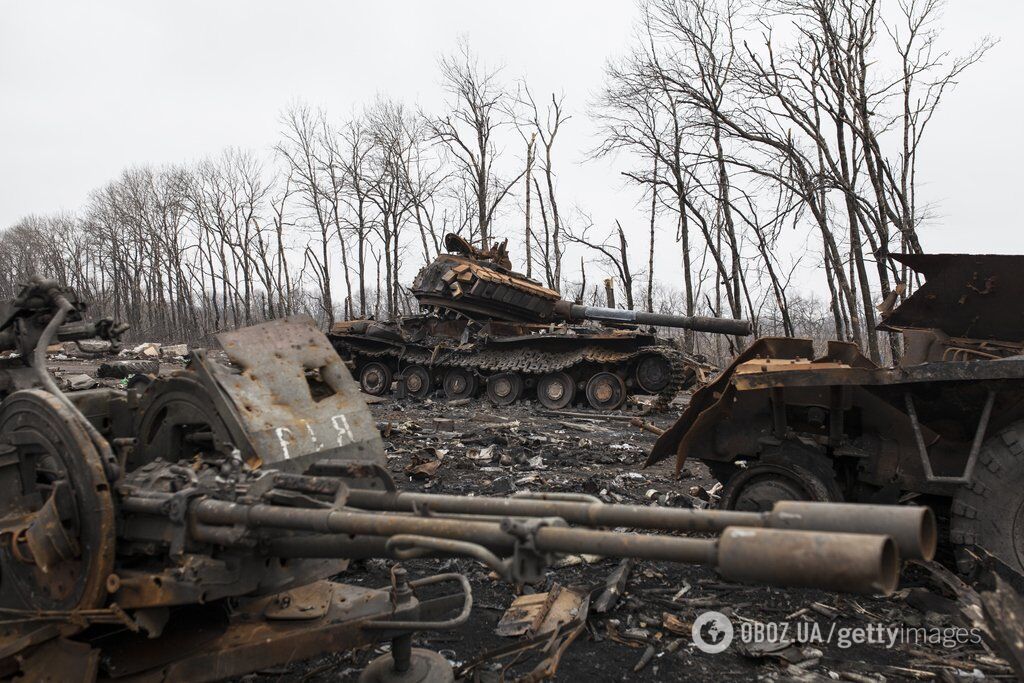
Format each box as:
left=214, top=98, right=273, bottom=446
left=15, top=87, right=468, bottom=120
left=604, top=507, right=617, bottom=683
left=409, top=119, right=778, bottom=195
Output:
left=2, top=1, right=1022, bottom=289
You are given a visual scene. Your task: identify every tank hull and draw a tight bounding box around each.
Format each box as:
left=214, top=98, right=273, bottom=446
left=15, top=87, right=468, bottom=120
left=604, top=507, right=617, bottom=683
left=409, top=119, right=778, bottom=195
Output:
left=329, top=315, right=714, bottom=411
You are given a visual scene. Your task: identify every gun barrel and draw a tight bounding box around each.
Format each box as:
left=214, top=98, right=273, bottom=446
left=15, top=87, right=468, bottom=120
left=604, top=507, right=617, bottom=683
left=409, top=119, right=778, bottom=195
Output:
left=560, top=302, right=752, bottom=336
left=183, top=495, right=910, bottom=595
left=343, top=490, right=935, bottom=561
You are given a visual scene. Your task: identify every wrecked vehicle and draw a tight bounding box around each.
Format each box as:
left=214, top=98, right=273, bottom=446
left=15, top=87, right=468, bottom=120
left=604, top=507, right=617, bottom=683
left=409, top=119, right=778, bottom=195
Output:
left=329, top=233, right=751, bottom=410
left=0, top=278, right=932, bottom=681
left=648, top=254, right=1024, bottom=579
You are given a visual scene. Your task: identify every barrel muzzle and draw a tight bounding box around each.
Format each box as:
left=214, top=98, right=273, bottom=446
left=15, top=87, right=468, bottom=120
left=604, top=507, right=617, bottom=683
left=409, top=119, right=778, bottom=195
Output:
left=768, top=501, right=936, bottom=561
left=716, top=527, right=900, bottom=595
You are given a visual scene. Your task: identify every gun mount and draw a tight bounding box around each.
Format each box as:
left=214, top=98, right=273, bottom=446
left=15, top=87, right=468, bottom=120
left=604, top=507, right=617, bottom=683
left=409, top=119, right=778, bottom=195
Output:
left=331, top=233, right=751, bottom=411
left=647, top=253, right=1024, bottom=582
left=0, top=280, right=930, bottom=681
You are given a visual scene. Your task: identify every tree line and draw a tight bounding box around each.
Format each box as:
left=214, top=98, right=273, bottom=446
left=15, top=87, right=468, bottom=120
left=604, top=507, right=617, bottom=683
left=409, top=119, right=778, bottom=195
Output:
left=0, top=1, right=988, bottom=364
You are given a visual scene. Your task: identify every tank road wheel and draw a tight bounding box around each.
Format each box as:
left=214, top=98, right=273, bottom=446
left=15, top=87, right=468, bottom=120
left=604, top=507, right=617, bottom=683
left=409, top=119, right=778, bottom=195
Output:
left=635, top=354, right=673, bottom=394
left=951, top=420, right=1024, bottom=578
left=486, top=373, right=524, bottom=406
left=403, top=364, right=433, bottom=399
left=586, top=372, right=627, bottom=411
left=721, top=461, right=841, bottom=513
left=537, top=372, right=575, bottom=410
left=442, top=367, right=478, bottom=400
left=0, top=390, right=115, bottom=613
left=360, top=362, right=394, bottom=396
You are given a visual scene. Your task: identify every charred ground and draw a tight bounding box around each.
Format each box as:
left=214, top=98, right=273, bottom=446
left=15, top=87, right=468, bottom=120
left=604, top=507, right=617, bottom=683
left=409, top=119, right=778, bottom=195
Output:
left=262, top=395, right=1012, bottom=682
left=45, top=353, right=1018, bottom=681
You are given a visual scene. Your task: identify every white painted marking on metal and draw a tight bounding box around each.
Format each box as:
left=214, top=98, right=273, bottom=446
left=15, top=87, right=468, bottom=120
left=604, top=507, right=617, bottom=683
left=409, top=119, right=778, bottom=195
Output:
left=275, top=426, right=294, bottom=459
left=331, top=414, right=355, bottom=447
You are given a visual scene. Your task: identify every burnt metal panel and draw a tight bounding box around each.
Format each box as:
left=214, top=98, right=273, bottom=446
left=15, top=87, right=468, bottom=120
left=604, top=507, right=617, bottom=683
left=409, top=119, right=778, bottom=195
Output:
left=883, top=253, right=1024, bottom=342
left=208, top=316, right=386, bottom=473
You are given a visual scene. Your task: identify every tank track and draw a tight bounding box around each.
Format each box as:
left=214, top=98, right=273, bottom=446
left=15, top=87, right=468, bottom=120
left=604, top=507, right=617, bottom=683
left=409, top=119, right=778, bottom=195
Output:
left=334, top=339, right=703, bottom=408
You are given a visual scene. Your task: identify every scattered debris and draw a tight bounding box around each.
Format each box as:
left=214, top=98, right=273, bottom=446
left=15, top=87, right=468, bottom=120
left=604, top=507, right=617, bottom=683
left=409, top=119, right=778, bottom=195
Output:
left=131, top=341, right=161, bottom=358
left=60, top=373, right=97, bottom=390
left=97, top=359, right=160, bottom=378
left=159, top=343, right=189, bottom=358
left=980, top=575, right=1024, bottom=678
left=496, top=584, right=588, bottom=637
left=594, top=558, right=635, bottom=614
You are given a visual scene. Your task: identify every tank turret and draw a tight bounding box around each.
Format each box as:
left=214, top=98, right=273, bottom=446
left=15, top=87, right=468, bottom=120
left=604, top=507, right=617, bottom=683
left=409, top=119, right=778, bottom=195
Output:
left=411, top=233, right=752, bottom=336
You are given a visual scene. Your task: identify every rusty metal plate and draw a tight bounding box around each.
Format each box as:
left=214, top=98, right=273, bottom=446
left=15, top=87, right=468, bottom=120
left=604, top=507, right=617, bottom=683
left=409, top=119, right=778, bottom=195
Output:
left=495, top=584, right=588, bottom=638
left=208, top=316, right=385, bottom=473
left=263, top=581, right=334, bottom=621
left=883, top=254, right=1024, bottom=342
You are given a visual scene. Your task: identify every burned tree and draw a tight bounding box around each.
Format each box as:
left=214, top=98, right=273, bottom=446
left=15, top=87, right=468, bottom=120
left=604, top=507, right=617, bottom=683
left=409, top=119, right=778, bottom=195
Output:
left=429, top=39, right=524, bottom=249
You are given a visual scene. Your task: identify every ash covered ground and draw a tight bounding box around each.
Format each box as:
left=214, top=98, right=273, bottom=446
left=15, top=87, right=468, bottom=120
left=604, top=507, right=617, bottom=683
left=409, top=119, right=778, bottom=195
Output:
left=262, top=396, right=1015, bottom=682
left=46, top=352, right=1018, bottom=681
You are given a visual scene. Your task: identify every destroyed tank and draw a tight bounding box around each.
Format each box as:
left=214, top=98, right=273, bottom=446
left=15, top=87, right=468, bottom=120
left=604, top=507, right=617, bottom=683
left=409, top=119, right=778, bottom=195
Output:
left=0, top=278, right=930, bottom=681
left=647, top=253, right=1024, bottom=580
left=330, top=233, right=751, bottom=411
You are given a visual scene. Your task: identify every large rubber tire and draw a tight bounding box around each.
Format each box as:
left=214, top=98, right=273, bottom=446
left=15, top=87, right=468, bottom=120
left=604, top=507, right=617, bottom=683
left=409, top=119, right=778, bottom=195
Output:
left=97, top=359, right=160, bottom=379
left=721, top=461, right=842, bottom=512
left=132, top=373, right=235, bottom=471
left=950, top=421, right=1024, bottom=578
left=718, top=445, right=843, bottom=513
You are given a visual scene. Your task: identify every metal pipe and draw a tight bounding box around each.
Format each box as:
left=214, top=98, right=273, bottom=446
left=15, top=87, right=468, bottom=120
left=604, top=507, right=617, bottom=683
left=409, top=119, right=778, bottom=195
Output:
left=343, top=491, right=935, bottom=560
left=193, top=500, right=520, bottom=552
left=344, top=489, right=756, bottom=533
left=769, top=501, right=936, bottom=561
left=717, top=528, right=899, bottom=595
left=192, top=500, right=899, bottom=594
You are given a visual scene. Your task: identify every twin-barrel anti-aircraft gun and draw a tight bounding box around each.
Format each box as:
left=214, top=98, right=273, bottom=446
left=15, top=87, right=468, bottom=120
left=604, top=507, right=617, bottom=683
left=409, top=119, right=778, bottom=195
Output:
left=0, top=279, right=935, bottom=681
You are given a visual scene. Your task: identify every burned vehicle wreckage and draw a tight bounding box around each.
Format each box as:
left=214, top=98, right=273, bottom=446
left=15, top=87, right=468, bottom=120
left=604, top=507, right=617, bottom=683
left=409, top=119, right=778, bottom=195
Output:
left=0, top=279, right=936, bottom=681
left=648, top=254, right=1024, bottom=580
left=329, top=234, right=751, bottom=411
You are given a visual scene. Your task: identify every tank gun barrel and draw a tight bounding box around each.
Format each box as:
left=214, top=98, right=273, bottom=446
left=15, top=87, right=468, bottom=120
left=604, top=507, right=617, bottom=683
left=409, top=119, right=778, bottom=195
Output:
left=556, top=302, right=752, bottom=336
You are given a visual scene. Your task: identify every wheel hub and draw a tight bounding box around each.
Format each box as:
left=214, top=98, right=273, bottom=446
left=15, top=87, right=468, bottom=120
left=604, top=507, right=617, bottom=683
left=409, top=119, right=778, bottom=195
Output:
left=545, top=383, right=564, bottom=401
left=493, top=377, right=512, bottom=397
left=406, top=373, right=422, bottom=393
left=585, top=372, right=626, bottom=411
left=593, top=381, right=614, bottom=403
left=364, top=368, right=385, bottom=392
